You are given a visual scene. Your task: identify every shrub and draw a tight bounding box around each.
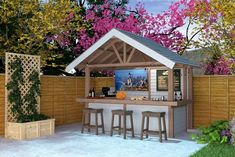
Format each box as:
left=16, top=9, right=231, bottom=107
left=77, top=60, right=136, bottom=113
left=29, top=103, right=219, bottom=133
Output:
left=229, top=117, right=235, bottom=145
left=191, top=120, right=231, bottom=144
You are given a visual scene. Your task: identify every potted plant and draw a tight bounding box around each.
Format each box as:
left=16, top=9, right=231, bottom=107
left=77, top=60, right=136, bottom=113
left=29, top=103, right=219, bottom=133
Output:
left=5, top=56, right=55, bottom=140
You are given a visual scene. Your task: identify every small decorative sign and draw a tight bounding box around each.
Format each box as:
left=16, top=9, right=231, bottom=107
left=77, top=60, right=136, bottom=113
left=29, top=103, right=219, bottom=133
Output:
left=157, top=69, right=181, bottom=91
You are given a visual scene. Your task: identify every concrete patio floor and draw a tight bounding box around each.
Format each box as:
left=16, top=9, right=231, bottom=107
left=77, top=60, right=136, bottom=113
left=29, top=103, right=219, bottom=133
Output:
left=0, top=124, right=205, bottom=157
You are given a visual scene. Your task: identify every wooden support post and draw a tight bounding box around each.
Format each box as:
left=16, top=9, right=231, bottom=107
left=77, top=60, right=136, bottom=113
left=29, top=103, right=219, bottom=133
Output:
left=168, top=106, right=174, bottom=138
left=182, top=66, right=187, bottom=100
left=148, top=68, right=151, bottom=99
left=167, top=68, right=174, bottom=137
left=187, top=67, right=193, bottom=129
left=123, top=42, right=126, bottom=63
left=85, top=67, right=90, bottom=98
left=168, top=68, right=174, bottom=101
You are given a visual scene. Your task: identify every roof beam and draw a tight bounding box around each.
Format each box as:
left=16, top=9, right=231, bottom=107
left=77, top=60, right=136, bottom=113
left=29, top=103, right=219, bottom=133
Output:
left=126, top=48, right=135, bottom=63
left=87, top=50, right=103, bottom=64
left=104, top=39, right=120, bottom=50
left=98, top=53, right=115, bottom=63
left=112, top=44, right=123, bottom=63
left=109, top=57, right=118, bottom=64
left=87, top=62, right=162, bottom=68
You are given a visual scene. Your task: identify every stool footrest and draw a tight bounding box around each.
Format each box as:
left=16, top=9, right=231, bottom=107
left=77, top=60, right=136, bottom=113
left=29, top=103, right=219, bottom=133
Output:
left=83, top=124, right=104, bottom=128
left=143, top=130, right=166, bottom=135
left=112, top=128, right=133, bottom=132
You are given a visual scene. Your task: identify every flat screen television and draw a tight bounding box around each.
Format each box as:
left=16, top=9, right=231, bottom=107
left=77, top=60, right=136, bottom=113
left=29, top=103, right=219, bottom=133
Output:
left=115, top=69, right=148, bottom=91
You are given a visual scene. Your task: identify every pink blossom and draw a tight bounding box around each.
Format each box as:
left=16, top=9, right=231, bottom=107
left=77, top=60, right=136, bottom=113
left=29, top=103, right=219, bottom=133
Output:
left=205, top=57, right=235, bottom=75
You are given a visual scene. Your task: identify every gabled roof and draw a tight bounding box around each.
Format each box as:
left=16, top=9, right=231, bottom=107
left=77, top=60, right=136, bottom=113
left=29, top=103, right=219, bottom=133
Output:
left=65, top=28, right=197, bottom=72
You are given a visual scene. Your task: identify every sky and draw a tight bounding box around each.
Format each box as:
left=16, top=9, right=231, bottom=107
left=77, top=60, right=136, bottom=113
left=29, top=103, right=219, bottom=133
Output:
left=128, top=0, right=176, bottom=14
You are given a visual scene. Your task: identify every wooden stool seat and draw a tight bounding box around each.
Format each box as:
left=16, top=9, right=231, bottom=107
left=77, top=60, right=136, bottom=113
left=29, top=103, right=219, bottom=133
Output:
left=141, top=111, right=167, bottom=142
left=84, top=108, right=104, bottom=113
left=142, top=111, right=165, bottom=117
left=112, top=110, right=133, bottom=115
left=110, top=109, right=134, bottom=139
left=81, top=108, right=105, bottom=135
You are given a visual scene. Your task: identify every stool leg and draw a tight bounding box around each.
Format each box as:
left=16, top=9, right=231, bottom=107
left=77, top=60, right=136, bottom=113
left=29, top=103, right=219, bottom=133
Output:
left=95, top=112, right=98, bottom=135
left=118, top=115, right=121, bottom=135
left=123, top=112, right=126, bottom=139
left=110, top=113, right=114, bottom=136
left=88, top=112, right=91, bottom=132
left=130, top=114, right=135, bottom=138
left=81, top=111, right=85, bottom=133
left=101, top=112, right=105, bottom=134
left=163, top=116, right=167, bottom=140
left=140, top=115, right=145, bottom=140
left=146, top=116, right=149, bottom=138
left=158, top=116, right=162, bottom=142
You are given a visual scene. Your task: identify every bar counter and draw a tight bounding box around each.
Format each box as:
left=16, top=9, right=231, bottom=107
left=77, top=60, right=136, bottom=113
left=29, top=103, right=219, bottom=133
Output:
left=77, top=97, right=191, bottom=107
left=77, top=97, right=191, bottom=138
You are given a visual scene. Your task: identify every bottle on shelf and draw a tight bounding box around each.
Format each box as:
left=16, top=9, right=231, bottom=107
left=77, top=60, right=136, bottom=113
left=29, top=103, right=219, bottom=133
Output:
left=88, top=89, right=92, bottom=97
left=174, top=91, right=177, bottom=101
left=91, top=88, right=95, bottom=98
left=179, top=91, right=182, bottom=101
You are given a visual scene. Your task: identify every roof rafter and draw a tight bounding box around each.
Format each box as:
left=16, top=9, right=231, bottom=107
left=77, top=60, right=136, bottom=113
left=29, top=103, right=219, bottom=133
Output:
left=126, top=48, right=135, bottom=63
left=112, top=44, right=123, bottom=63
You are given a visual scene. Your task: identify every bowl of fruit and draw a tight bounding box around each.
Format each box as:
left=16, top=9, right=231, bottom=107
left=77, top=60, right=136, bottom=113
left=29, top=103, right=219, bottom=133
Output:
left=116, top=91, right=126, bottom=100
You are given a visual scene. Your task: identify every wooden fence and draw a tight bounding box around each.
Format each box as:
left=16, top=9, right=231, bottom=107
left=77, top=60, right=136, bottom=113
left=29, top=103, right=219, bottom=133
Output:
left=0, top=75, right=114, bottom=135
left=193, top=75, right=235, bottom=128
left=0, top=75, right=4, bottom=135
left=1, top=75, right=235, bottom=135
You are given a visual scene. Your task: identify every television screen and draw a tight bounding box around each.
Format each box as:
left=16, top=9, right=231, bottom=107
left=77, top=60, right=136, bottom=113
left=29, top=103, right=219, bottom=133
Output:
left=115, top=69, right=148, bottom=91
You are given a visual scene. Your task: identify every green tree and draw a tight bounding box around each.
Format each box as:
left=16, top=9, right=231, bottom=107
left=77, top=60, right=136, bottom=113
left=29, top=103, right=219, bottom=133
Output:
left=0, top=0, right=85, bottom=72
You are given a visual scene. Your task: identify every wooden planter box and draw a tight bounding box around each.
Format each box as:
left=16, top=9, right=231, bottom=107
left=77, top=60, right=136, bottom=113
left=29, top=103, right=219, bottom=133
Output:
left=5, top=119, right=55, bottom=140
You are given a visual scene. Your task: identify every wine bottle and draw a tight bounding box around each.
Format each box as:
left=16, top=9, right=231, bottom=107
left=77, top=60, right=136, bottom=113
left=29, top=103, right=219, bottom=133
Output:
left=174, top=91, right=177, bottom=101
left=88, top=89, right=92, bottom=97
left=180, top=91, right=182, bottom=101
left=91, top=88, right=95, bottom=98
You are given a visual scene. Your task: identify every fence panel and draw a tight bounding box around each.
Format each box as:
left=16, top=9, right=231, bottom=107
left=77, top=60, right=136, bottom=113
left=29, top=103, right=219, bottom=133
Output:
left=0, top=75, right=114, bottom=135
left=193, top=76, right=235, bottom=128
left=0, top=75, right=4, bottom=135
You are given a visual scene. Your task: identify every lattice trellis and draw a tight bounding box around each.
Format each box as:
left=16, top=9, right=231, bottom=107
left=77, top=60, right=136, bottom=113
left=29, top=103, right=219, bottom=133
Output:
left=5, top=53, right=40, bottom=122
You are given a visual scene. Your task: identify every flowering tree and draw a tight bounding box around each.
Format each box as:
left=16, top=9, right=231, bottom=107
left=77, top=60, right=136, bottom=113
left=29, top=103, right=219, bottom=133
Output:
left=205, top=57, right=235, bottom=75
left=61, top=0, right=188, bottom=56
left=183, top=0, right=235, bottom=74
left=187, top=0, right=234, bottom=56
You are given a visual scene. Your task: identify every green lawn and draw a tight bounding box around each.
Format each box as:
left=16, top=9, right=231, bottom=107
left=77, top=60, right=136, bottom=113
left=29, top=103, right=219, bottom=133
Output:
left=191, top=144, right=235, bottom=157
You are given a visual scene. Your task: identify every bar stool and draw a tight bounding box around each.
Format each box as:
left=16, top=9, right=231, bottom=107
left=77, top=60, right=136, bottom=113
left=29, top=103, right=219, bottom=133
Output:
left=140, top=111, right=167, bottom=142
left=81, top=108, right=105, bottom=135
left=110, top=109, right=135, bottom=139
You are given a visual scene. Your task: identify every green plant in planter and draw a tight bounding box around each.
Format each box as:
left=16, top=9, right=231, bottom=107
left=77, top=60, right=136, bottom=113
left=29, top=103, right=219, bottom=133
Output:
left=6, top=56, right=49, bottom=123
left=24, top=70, right=40, bottom=115
left=191, top=120, right=231, bottom=144
left=6, top=57, right=24, bottom=120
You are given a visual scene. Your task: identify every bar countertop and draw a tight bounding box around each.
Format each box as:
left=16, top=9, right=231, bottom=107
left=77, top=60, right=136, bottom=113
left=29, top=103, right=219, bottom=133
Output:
left=77, top=97, right=191, bottom=107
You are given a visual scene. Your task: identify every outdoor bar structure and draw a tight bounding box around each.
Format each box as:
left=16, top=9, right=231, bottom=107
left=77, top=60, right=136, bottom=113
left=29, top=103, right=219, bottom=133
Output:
left=66, top=28, right=197, bottom=138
